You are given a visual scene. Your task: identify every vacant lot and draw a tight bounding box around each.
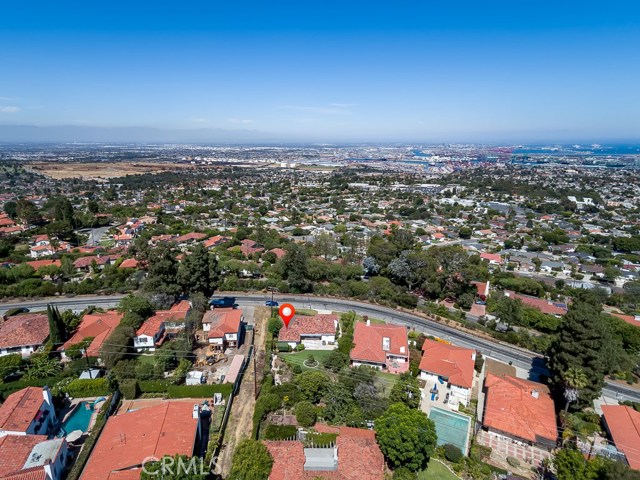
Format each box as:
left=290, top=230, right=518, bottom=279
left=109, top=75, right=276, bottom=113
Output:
left=28, top=161, right=201, bottom=180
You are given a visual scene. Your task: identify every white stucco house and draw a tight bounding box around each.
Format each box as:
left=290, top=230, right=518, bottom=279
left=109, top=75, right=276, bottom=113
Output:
left=277, top=314, right=338, bottom=350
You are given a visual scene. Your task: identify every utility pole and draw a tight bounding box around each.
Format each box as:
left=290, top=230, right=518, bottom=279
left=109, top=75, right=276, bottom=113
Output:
left=83, top=348, right=93, bottom=379
left=253, top=347, right=258, bottom=399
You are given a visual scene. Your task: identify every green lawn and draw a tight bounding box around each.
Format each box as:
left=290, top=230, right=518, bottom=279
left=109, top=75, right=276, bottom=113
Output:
left=280, top=350, right=335, bottom=371
left=296, top=308, right=318, bottom=316
left=354, top=314, right=386, bottom=325
left=374, top=370, right=401, bottom=395
left=418, top=460, right=459, bottom=480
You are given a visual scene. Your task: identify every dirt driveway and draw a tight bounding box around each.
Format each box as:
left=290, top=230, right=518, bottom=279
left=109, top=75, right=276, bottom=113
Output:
left=216, top=306, right=269, bottom=476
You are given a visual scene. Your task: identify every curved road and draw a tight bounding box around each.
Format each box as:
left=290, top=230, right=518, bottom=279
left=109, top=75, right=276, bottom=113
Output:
left=1, top=293, right=638, bottom=402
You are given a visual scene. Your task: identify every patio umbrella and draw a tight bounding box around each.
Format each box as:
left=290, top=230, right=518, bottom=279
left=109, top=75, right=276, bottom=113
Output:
left=66, top=430, right=83, bottom=443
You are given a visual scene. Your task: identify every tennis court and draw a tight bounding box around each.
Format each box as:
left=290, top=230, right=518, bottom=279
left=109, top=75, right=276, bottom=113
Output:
left=429, top=407, right=471, bottom=455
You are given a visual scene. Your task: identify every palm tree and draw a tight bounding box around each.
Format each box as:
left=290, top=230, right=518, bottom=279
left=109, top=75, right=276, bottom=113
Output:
left=563, top=367, right=589, bottom=412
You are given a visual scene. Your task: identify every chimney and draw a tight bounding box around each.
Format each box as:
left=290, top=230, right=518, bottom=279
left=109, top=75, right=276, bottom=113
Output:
left=192, top=404, right=200, bottom=419
left=42, top=386, right=53, bottom=408
left=531, top=390, right=539, bottom=399
left=366, top=319, right=370, bottom=327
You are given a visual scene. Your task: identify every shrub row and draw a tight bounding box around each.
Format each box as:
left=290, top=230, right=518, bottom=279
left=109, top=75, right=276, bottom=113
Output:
left=64, top=378, right=110, bottom=397
left=0, top=376, right=64, bottom=400
left=139, top=380, right=172, bottom=393
left=167, top=384, right=233, bottom=398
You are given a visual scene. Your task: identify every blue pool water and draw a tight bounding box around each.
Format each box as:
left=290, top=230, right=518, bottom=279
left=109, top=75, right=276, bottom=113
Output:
left=60, top=401, right=94, bottom=434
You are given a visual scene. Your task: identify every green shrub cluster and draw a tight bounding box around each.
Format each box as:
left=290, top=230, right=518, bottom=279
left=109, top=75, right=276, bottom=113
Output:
left=64, top=378, right=110, bottom=397
left=263, top=424, right=297, bottom=440
left=167, top=383, right=233, bottom=398
left=120, top=379, right=139, bottom=399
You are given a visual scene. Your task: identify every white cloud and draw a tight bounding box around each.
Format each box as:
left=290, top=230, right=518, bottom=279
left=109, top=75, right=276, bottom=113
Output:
left=227, top=118, right=254, bottom=124
left=0, top=106, right=20, bottom=113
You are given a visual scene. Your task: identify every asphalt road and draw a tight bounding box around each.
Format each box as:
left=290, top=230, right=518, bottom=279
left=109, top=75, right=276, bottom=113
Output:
left=2, top=293, right=638, bottom=402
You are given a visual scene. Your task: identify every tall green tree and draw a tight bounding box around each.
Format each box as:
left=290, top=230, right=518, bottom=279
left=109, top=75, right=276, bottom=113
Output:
left=389, top=372, right=421, bottom=409
left=228, top=439, right=273, bottom=480
left=144, top=244, right=180, bottom=297
left=375, top=403, right=437, bottom=472
left=280, top=243, right=310, bottom=292
left=547, top=301, right=609, bottom=406
left=46, top=304, right=65, bottom=345
left=562, top=367, right=589, bottom=412
left=177, top=244, right=215, bottom=296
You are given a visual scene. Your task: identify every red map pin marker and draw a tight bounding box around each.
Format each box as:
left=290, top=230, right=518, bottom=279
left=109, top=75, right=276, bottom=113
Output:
left=279, top=303, right=295, bottom=328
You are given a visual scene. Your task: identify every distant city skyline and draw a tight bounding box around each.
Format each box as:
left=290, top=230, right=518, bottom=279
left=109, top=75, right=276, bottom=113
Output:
left=1, top=0, right=639, bottom=142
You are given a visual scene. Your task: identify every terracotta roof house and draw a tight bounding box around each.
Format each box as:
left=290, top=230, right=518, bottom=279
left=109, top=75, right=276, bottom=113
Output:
left=118, top=258, right=139, bottom=269
left=133, top=315, right=167, bottom=352
left=419, top=339, right=476, bottom=407
left=59, top=311, right=123, bottom=359
left=206, top=309, right=243, bottom=350
left=175, top=232, right=208, bottom=245
left=268, top=248, right=287, bottom=259
left=480, top=252, right=503, bottom=265
left=602, top=405, right=640, bottom=470
left=73, top=255, right=120, bottom=272
left=25, top=259, right=61, bottom=271
left=80, top=401, right=201, bottom=480
left=350, top=321, right=409, bottom=374
left=0, top=434, right=68, bottom=480
left=203, top=235, right=231, bottom=249
left=477, top=373, right=558, bottom=467
left=231, top=239, right=264, bottom=257
left=265, top=424, right=384, bottom=480
left=278, top=314, right=338, bottom=350
left=504, top=291, right=568, bottom=316
left=0, top=387, right=57, bottom=437
left=611, top=312, right=640, bottom=328
left=0, top=314, right=49, bottom=357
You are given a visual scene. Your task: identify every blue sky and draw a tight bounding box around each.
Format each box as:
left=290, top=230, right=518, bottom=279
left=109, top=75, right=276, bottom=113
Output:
left=0, top=0, right=639, bottom=142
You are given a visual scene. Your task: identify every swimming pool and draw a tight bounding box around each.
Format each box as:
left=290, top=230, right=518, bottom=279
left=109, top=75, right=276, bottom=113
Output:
left=60, top=401, right=94, bottom=434
left=429, top=407, right=471, bottom=455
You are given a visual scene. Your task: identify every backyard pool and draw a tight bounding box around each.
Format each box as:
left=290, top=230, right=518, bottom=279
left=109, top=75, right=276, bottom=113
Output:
left=60, top=401, right=94, bottom=434
left=429, top=407, right=471, bottom=455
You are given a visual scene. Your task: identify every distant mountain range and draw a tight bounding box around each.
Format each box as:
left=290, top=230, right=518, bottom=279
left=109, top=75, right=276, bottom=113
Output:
left=0, top=125, right=276, bottom=144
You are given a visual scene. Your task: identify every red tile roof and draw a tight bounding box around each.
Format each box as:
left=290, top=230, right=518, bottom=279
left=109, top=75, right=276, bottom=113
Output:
left=612, top=313, right=640, bottom=328
left=118, top=258, right=139, bottom=269
left=480, top=253, right=503, bottom=264
left=60, top=311, right=123, bottom=357
left=482, top=373, right=558, bottom=444
left=207, top=310, right=243, bottom=339
left=203, top=235, right=230, bottom=249
left=265, top=424, right=384, bottom=480
left=25, top=259, right=61, bottom=271
left=175, top=232, right=207, bottom=243
left=419, top=339, right=475, bottom=388
left=0, top=387, right=46, bottom=432
left=0, top=435, right=47, bottom=478
left=136, top=315, right=165, bottom=337
left=81, top=402, right=200, bottom=480
left=602, top=405, right=640, bottom=470
left=0, top=314, right=49, bottom=350
left=505, top=291, right=568, bottom=316
left=277, top=315, right=337, bottom=343
left=269, top=248, right=286, bottom=259
left=350, top=322, right=408, bottom=365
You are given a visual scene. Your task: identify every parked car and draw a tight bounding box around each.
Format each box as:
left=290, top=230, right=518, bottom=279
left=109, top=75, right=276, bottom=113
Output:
left=265, top=300, right=279, bottom=307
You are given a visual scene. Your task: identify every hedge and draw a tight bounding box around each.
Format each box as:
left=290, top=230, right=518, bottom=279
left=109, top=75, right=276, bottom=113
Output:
left=120, top=379, right=139, bottom=399
left=167, top=384, right=233, bottom=399
left=64, top=378, right=109, bottom=397
left=263, top=424, right=297, bottom=440
left=139, top=380, right=172, bottom=393
left=0, top=376, right=64, bottom=400
left=276, top=342, right=291, bottom=352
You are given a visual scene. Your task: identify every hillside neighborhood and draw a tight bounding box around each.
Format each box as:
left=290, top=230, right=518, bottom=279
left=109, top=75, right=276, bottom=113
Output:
left=0, top=160, right=638, bottom=480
